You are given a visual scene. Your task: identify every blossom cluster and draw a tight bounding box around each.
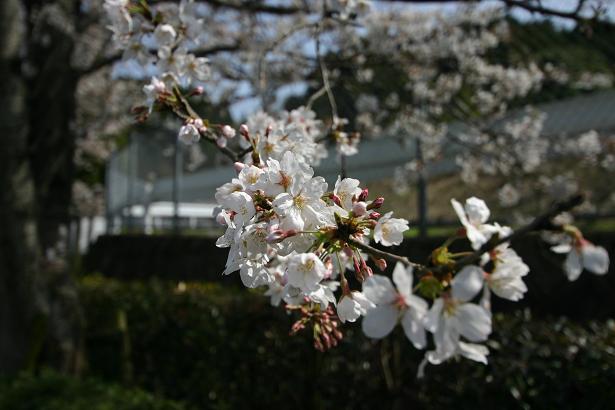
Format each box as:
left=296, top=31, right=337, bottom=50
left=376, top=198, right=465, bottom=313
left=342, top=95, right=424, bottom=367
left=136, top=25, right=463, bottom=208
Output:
left=103, top=0, right=612, bottom=377
left=104, top=0, right=210, bottom=93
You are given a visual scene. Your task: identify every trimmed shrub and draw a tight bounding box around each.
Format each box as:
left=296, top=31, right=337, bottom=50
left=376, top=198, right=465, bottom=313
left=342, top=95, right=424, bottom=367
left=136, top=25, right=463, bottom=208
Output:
left=80, top=276, right=615, bottom=409
left=0, top=370, right=186, bottom=410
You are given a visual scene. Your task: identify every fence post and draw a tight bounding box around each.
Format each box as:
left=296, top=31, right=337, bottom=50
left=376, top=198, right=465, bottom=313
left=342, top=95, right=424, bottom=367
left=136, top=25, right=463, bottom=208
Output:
left=416, top=138, right=428, bottom=238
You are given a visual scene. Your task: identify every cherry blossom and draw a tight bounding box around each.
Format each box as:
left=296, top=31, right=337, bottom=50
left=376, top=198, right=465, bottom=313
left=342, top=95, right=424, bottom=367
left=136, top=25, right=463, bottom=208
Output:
left=373, top=212, right=409, bottom=247
left=362, top=263, right=428, bottom=349
left=552, top=236, right=610, bottom=281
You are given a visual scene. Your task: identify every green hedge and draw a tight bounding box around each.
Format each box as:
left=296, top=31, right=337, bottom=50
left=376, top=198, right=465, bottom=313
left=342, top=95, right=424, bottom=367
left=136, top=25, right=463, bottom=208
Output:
left=0, top=370, right=185, bottom=410
left=81, top=275, right=615, bottom=409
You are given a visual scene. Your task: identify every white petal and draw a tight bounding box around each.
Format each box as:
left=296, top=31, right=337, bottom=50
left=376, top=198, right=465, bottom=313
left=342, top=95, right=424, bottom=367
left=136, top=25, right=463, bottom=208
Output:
left=362, top=275, right=397, bottom=305
left=401, top=310, right=427, bottom=349
left=582, top=245, right=609, bottom=275
left=564, top=250, right=583, bottom=281
left=452, top=265, right=484, bottom=302
left=458, top=342, right=489, bottom=364
left=423, top=298, right=443, bottom=333
left=425, top=349, right=449, bottom=365
left=551, top=243, right=572, bottom=254
left=405, top=294, right=428, bottom=316
left=451, top=199, right=469, bottom=226
left=361, top=305, right=398, bottom=339
left=392, top=262, right=413, bottom=299
left=433, top=316, right=459, bottom=357
left=455, top=303, right=491, bottom=342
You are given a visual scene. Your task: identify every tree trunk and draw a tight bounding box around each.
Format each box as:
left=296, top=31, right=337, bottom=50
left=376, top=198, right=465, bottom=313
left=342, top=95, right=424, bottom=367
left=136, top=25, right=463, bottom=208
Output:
left=0, top=0, right=84, bottom=375
left=0, top=0, right=44, bottom=374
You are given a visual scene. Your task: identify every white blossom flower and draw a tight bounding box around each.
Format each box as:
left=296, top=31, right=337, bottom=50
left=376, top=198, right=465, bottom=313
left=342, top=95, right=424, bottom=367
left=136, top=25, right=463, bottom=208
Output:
left=362, top=263, right=428, bottom=348
left=257, top=152, right=313, bottom=198
left=286, top=253, right=327, bottom=292
left=154, top=24, right=177, bottom=47
left=552, top=238, right=609, bottom=281
left=337, top=291, right=375, bottom=323
left=272, top=174, right=329, bottom=231
left=334, top=177, right=362, bottom=210
left=451, top=197, right=497, bottom=250
left=373, top=212, right=409, bottom=247
left=423, top=267, right=492, bottom=364
left=237, top=165, right=264, bottom=193
left=143, top=77, right=167, bottom=111
left=178, top=123, right=200, bottom=144
left=455, top=249, right=528, bottom=305
left=182, top=54, right=210, bottom=84
left=220, top=191, right=255, bottom=228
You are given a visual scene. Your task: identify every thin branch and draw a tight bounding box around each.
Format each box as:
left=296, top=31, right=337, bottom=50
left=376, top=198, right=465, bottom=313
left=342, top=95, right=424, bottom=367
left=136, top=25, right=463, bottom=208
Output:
left=377, top=0, right=593, bottom=22
left=447, top=194, right=584, bottom=273
left=185, top=0, right=307, bottom=15
left=351, top=194, right=585, bottom=276
left=256, top=22, right=318, bottom=108
left=314, top=24, right=338, bottom=120
left=350, top=238, right=422, bottom=269
left=78, top=43, right=242, bottom=77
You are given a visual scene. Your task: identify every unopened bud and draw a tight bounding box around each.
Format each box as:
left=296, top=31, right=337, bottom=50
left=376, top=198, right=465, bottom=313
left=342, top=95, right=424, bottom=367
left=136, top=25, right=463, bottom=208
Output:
left=189, top=86, right=204, bottom=96
left=222, top=125, right=236, bottom=139
left=369, top=211, right=381, bottom=220
left=265, top=124, right=273, bottom=137
left=367, top=197, right=384, bottom=210
left=358, top=188, right=369, bottom=202
left=234, top=162, right=246, bottom=172
left=240, top=123, right=249, bottom=137
left=352, top=201, right=367, bottom=216
left=266, top=229, right=297, bottom=244
left=321, top=332, right=332, bottom=349
left=374, top=258, right=387, bottom=272
left=216, top=136, right=227, bottom=148
left=215, top=212, right=227, bottom=226
left=329, top=193, right=342, bottom=207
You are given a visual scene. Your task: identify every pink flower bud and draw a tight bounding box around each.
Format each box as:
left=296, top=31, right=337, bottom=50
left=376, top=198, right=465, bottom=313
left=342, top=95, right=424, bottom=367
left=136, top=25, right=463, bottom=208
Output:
left=374, top=258, right=387, bottom=272
left=193, top=118, right=204, bottom=128
left=369, top=211, right=381, bottom=220
left=329, top=193, right=342, bottom=207
left=343, top=246, right=353, bottom=258
left=352, top=201, right=367, bottom=216
left=222, top=125, right=236, bottom=139
left=194, top=86, right=204, bottom=94
left=367, top=197, right=384, bottom=210
left=216, top=136, right=227, bottom=148
left=266, top=229, right=297, bottom=244
left=215, top=212, right=227, bottom=225
left=234, top=162, right=246, bottom=172
left=358, top=188, right=369, bottom=202
left=265, top=124, right=272, bottom=137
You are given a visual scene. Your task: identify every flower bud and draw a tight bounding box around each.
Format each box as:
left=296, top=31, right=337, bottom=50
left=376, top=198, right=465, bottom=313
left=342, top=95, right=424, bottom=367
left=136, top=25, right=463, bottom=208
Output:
left=358, top=188, right=369, bottom=202
left=352, top=201, right=367, bottom=216
left=234, top=162, right=246, bottom=172
left=216, top=136, right=227, bottom=148
left=266, top=229, right=297, bottom=244
left=369, top=211, right=381, bottom=220
left=374, top=258, right=387, bottom=272
left=329, top=193, right=342, bottom=207
left=215, top=212, right=227, bottom=226
left=240, top=124, right=249, bottom=137
left=367, top=197, right=384, bottom=210
left=222, top=125, right=236, bottom=139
